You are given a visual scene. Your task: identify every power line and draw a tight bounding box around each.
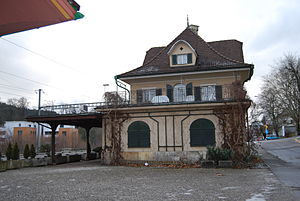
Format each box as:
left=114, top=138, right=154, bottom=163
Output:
left=0, top=83, right=33, bottom=93
left=1, top=38, right=84, bottom=74
left=0, top=69, right=52, bottom=88
left=0, top=90, right=33, bottom=99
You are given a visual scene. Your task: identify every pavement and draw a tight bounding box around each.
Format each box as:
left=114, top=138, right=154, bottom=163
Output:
left=0, top=159, right=297, bottom=201
left=260, top=136, right=300, bottom=200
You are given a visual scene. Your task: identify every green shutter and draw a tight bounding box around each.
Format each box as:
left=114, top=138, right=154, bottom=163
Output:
left=128, top=121, right=150, bottom=148
left=156, top=88, right=162, bottom=96
left=216, top=85, right=222, bottom=101
left=187, top=53, right=192, bottom=64
left=172, top=55, right=177, bottom=65
left=186, top=83, right=193, bottom=96
left=190, top=119, right=215, bottom=147
left=137, top=90, right=143, bottom=104
left=166, top=84, right=173, bottom=102
left=194, top=86, right=201, bottom=101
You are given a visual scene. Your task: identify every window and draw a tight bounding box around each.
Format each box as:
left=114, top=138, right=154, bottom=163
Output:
left=143, top=89, right=156, bottom=103
left=201, top=86, right=216, bottom=101
left=172, top=53, right=192, bottom=65
left=128, top=121, right=150, bottom=148
left=18, top=130, right=22, bottom=136
left=137, top=88, right=162, bottom=104
left=62, top=131, right=67, bottom=136
left=174, top=84, right=186, bottom=102
left=190, top=119, right=215, bottom=147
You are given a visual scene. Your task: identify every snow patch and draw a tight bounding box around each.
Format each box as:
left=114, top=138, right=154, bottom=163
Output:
left=246, top=193, right=266, bottom=201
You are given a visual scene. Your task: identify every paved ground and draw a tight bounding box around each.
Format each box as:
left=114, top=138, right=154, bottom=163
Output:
left=0, top=160, right=297, bottom=201
left=261, top=136, right=300, bottom=199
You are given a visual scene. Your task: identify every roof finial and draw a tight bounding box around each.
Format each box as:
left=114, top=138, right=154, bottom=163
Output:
left=187, top=15, right=189, bottom=27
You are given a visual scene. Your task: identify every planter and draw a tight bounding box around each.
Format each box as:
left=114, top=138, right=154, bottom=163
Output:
left=55, top=155, right=68, bottom=164
left=68, top=154, right=81, bottom=163
left=22, top=159, right=33, bottom=167
left=7, top=160, right=22, bottom=170
left=201, top=160, right=215, bottom=168
left=32, top=158, right=48, bottom=167
left=0, top=161, right=7, bottom=172
left=218, top=160, right=233, bottom=168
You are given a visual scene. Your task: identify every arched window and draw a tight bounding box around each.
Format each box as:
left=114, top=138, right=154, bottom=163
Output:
left=174, top=84, right=186, bottom=102
left=128, top=121, right=150, bottom=148
left=190, top=119, right=215, bottom=147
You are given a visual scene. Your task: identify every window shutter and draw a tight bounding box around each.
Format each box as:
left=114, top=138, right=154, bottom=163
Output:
left=156, top=88, right=162, bottom=96
left=216, top=85, right=222, bottom=101
left=194, top=86, right=201, bottom=101
left=172, top=55, right=177, bottom=65
left=137, top=89, right=143, bottom=104
left=187, top=53, right=192, bottom=64
left=166, top=84, right=173, bottom=102
left=186, top=83, right=193, bottom=96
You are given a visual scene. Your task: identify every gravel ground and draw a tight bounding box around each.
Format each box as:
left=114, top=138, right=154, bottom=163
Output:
left=0, top=160, right=297, bottom=201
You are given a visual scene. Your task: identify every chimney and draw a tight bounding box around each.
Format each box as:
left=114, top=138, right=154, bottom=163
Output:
left=188, top=24, right=199, bottom=34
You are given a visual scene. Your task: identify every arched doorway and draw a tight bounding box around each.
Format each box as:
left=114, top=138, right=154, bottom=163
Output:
left=128, top=121, right=150, bottom=148
left=190, top=118, right=215, bottom=146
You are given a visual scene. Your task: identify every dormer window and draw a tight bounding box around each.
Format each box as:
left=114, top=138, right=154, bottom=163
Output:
left=172, top=53, right=192, bottom=65
left=168, top=40, right=196, bottom=67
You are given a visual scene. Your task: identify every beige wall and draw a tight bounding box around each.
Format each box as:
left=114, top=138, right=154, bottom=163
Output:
left=102, top=107, right=223, bottom=161
left=127, top=70, right=246, bottom=104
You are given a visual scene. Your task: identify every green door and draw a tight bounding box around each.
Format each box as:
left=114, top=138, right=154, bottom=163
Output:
left=190, top=119, right=215, bottom=147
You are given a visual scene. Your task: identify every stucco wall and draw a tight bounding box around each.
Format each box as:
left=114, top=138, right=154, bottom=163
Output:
left=102, top=108, right=222, bottom=162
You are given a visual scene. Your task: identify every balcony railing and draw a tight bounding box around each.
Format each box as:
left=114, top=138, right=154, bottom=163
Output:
left=37, top=83, right=247, bottom=115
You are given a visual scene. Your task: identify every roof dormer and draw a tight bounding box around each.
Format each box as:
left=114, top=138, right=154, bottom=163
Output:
left=168, top=40, right=197, bottom=67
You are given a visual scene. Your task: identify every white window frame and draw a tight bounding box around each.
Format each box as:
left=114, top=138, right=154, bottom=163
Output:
left=142, top=88, right=156, bottom=103
left=174, top=84, right=186, bottom=102
left=201, top=85, right=216, bottom=101
left=176, top=54, right=188, bottom=65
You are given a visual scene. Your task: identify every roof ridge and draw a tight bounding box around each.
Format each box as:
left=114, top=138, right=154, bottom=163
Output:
left=208, top=39, right=241, bottom=43
left=188, top=29, right=244, bottom=64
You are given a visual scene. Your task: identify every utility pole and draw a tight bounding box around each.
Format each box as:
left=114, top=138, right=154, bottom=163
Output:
left=35, top=89, right=43, bottom=151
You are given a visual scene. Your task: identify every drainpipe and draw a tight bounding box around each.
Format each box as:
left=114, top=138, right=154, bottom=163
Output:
left=115, top=76, right=130, bottom=103
left=180, top=111, right=191, bottom=151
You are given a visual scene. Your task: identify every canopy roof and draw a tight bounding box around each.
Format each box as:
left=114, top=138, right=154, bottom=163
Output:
left=0, top=0, right=83, bottom=36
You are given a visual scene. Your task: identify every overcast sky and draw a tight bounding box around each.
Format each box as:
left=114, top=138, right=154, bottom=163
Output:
left=0, top=0, right=299, bottom=108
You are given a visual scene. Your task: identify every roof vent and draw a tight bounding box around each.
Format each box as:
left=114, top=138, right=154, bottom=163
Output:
left=188, top=24, right=199, bottom=34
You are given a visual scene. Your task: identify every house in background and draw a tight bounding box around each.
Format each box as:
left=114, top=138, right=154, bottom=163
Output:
left=1, top=121, right=86, bottom=152
left=99, top=24, right=254, bottom=163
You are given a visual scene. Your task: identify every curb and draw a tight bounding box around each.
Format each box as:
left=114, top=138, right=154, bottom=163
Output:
left=294, top=137, right=300, bottom=143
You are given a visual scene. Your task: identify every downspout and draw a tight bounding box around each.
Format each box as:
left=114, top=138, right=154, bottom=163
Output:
left=115, top=75, right=130, bottom=103
left=180, top=111, right=191, bottom=151
left=148, top=112, right=160, bottom=151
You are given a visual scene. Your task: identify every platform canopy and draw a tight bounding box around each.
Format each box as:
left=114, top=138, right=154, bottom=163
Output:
left=0, top=0, right=84, bottom=36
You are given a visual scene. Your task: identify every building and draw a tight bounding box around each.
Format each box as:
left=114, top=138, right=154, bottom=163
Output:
left=99, top=25, right=254, bottom=163
left=1, top=121, right=85, bottom=152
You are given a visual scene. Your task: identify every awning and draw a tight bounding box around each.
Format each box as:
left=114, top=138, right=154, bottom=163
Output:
left=0, top=0, right=84, bottom=36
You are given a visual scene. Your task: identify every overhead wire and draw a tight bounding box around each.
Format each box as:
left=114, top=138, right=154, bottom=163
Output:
left=0, top=38, right=97, bottom=100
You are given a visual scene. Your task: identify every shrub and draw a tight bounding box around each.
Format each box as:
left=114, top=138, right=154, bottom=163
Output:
left=23, top=144, right=30, bottom=159
left=6, top=142, right=13, bottom=160
left=30, top=144, right=36, bottom=159
left=40, top=144, right=51, bottom=156
left=12, top=142, right=20, bottom=160
left=92, top=146, right=102, bottom=153
left=207, top=146, right=232, bottom=162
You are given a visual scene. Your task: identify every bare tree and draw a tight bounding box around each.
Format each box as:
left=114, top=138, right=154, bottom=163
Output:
left=258, top=54, right=300, bottom=136
left=258, top=79, right=284, bottom=136
left=275, top=54, right=300, bottom=135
